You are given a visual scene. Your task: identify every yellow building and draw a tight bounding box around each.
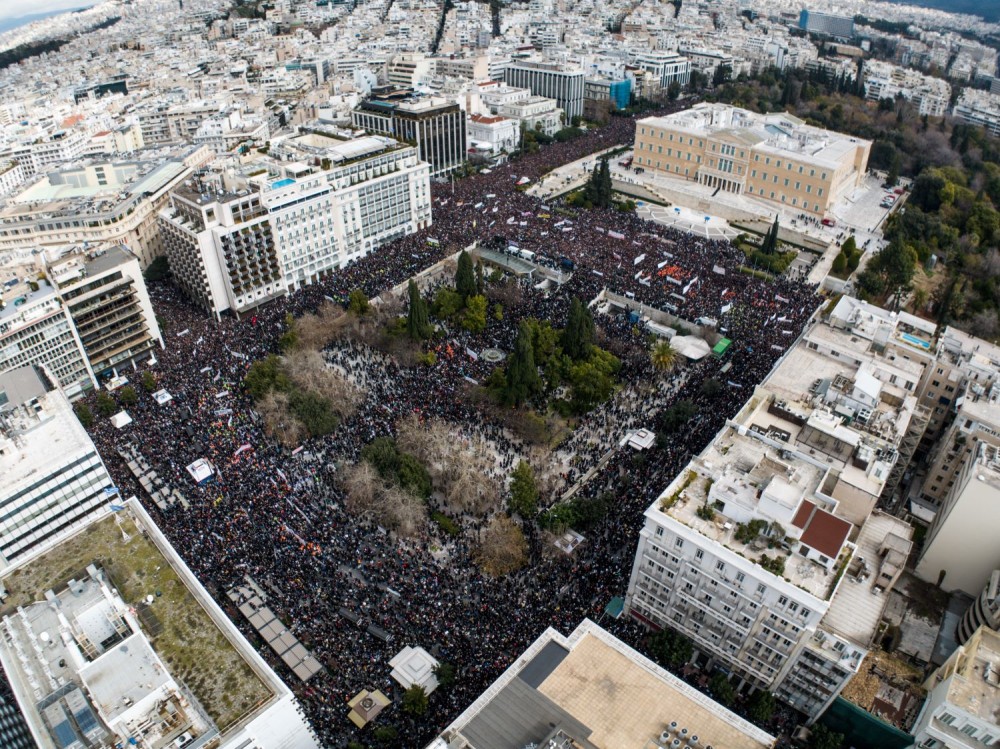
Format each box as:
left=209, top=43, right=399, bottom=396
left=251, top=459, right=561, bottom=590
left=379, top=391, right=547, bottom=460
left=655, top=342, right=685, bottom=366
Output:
left=634, top=103, right=871, bottom=217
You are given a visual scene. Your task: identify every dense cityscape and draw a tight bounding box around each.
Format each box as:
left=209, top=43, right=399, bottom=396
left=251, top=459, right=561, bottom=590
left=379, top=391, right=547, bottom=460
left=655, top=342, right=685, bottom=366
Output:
left=0, top=1, right=999, bottom=749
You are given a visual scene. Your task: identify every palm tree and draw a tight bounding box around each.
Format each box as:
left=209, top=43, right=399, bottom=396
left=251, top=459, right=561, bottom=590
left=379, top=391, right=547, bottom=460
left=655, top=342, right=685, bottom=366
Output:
left=651, top=340, right=678, bottom=372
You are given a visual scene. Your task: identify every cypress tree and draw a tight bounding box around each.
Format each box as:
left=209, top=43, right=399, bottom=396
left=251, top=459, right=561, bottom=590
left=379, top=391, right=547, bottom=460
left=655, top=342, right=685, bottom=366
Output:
left=597, top=158, right=613, bottom=208
left=407, top=279, right=430, bottom=340
left=561, top=297, right=595, bottom=360
left=504, top=322, right=540, bottom=406
left=455, top=250, right=476, bottom=300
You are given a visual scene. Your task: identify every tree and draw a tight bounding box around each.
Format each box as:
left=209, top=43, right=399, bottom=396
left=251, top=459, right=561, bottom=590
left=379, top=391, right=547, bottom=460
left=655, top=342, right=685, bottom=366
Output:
left=650, top=340, right=678, bottom=372
left=688, top=69, right=708, bottom=92
left=667, top=80, right=681, bottom=100
left=460, top=294, right=488, bottom=333
left=841, top=235, right=857, bottom=256
left=434, top=662, right=457, bottom=688
left=567, top=348, right=620, bottom=413
left=647, top=627, right=692, bottom=668
left=561, top=297, right=595, bottom=360
left=713, top=64, right=732, bottom=87
left=119, top=386, right=138, bottom=406
left=455, top=250, right=477, bottom=300
left=475, top=259, right=485, bottom=294
left=761, top=216, right=780, bottom=254
left=432, top=287, right=464, bottom=319
left=746, top=690, right=775, bottom=723
left=407, top=280, right=431, bottom=340
left=832, top=251, right=847, bottom=273
left=709, top=672, right=736, bottom=706
left=74, top=402, right=94, bottom=428
left=476, top=515, right=528, bottom=576
left=808, top=724, right=845, bottom=749
left=143, top=256, right=170, bottom=282
left=596, top=157, right=613, bottom=208
left=502, top=321, right=541, bottom=406
left=402, top=684, right=429, bottom=716
left=96, top=391, right=116, bottom=417
left=509, top=460, right=539, bottom=517
left=864, top=238, right=917, bottom=310
left=347, top=289, right=369, bottom=315
left=141, top=371, right=157, bottom=392
left=278, top=312, right=298, bottom=351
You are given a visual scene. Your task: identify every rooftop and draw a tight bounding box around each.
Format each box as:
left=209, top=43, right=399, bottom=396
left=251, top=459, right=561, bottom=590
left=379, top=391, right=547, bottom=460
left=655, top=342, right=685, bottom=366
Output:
left=0, top=505, right=274, bottom=736
left=0, top=366, right=97, bottom=492
left=940, top=626, right=1000, bottom=727
left=435, top=619, right=774, bottom=749
left=639, top=103, right=871, bottom=170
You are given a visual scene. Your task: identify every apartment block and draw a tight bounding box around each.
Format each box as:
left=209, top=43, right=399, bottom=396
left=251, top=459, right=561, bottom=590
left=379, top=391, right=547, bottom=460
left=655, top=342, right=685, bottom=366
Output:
left=626, top=298, right=916, bottom=721
left=352, top=91, right=467, bottom=176
left=799, top=10, right=855, bottom=41
left=628, top=50, right=692, bottom=90
left=634, top=104, right=871, bottom=217
left=504, top=60, right=584, bottom=122
left=467, top=114, right=520, bottom=157
left=864, top=61, right=951, bottom=117
left=953, top=89, right=1000, bottom=137
left=47, top=246, right=163, bottom=380
left=474, top=82, right=561, bottom=137
left=916, top=443, right=1000, bottom=596
left=10, top=130, right=89, bottom=177
left=0, top=146, right=212, bottom=267
left=0, top=499, right=320, bottom=749
left=0, top=366, right=116, bottom=566
left=137, top=102, right=220, bottom=145
left=0, top=280, right=95, bottom=400
left=427, top=619, right=776, bottom=749
left=160, top=133, right=431, bottom=317
left=911, top=626, right=1000, bottom=749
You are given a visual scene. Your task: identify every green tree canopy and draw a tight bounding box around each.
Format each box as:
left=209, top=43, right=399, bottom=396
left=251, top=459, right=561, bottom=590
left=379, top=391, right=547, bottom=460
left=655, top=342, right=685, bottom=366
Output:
left=402, top=684, right=429, bottom=716
left=647, top=627, right=693, bottom=668
left=407, top=279, right=431, bottom=340
left=651, top=339, right=678, bottom=372
left=455, top=250, right=477, bottom=300
left=746, top=689, right=775, bottom=723
left=561, top=297, right=596, bottom=360
left=503, top=321, right=542, bottom=406
left=509, top=460, right=539, bottom=517
left=461, top=294, right=488, bottom=333
left=75, top=402, right=94, bottom=428
left=347, top=289, right=370, bottom=315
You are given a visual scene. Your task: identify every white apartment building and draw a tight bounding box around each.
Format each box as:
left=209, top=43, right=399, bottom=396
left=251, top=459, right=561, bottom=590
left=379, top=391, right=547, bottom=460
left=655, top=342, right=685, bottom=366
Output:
left=9, top=130, right=89, bottom=177
left=911, top=626, right=1000, bottom=749
left=628, top=50, right=692, bottom=90
left=0, top=366, right=115, bottom=566
left=193, top=110, right=270, bottom=154
left=0, top=499, right=320, bottom=749
left=0, top=282, right=94, bottom=400
left=478, top=83, right=564, bottom=137
left=504, top=60, right=584, bottom=122
left=953, top=89, right=1000, bottom=137
left=626, top=298, right=916, bottom=721
left=137, top=102, right=220, bottom=145
left=160, top=133, right=431, bottom=318
left=864, top=60, right=951, bottom=117
left=916, top=443, right=1000, bottom=597
left=0, top=162, right=26, bottom=198
left=0, top=146, right=212, bottom=268
left=387, top=53, right=434, bottom=88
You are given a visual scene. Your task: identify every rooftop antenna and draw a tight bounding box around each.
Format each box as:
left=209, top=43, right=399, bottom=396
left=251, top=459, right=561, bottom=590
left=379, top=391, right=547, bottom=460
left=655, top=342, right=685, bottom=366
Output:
left=114, top=511, right=131, bottom=543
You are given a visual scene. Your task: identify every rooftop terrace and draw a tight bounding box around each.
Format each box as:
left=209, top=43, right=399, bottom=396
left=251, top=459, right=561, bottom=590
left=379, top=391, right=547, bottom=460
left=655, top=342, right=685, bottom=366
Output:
left=0, top=509, right=273, bottom=733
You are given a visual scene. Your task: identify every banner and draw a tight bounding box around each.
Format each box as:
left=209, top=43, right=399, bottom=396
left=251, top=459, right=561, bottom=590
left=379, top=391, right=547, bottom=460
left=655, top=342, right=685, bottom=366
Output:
left=713, top=264, right=726, bottom=275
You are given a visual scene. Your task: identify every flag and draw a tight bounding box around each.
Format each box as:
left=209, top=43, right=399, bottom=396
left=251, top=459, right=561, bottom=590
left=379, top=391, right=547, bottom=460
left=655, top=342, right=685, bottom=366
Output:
left=109, top=504, right=126, bottom=512
left=103, top=486, right=119, bottom=496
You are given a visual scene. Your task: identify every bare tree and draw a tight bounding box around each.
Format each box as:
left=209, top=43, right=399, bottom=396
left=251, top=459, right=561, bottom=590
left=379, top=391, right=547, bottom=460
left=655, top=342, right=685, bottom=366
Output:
left=284, top=349, right=362, bottom=419
left=256, top=390, right=304, bottom=447
left=476, top=515, right=528, bottom=576
left=294, top=301, right=347, bottom=350
left=341, top=462, right=382, bottom=516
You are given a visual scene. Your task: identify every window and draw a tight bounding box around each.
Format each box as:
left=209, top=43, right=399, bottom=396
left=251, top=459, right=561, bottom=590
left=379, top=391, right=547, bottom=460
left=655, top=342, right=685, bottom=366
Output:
left=959, top=725, right=977, bottom=738
left=654, top=526, right=664, bottom=537
left=696, top=549, right=704, bottom=560
left=938, top=712, right=956, bottom=726
left=675, top=538, right=683, bottom=548
left=716, top=561, right=725, bottom=572
left=757, top=584, right=766, bottom=594
left=736, top=572, right=745, bottom=583
left=801, top=608, right=810, bottom=618
left=778, top=596, right=788, bottom=606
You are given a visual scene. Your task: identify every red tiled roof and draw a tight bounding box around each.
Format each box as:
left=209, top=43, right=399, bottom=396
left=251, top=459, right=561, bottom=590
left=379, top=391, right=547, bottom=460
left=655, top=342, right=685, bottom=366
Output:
left=800, top=507, right=851, bottom=559
left=791, top=499, right=815, bottom=529
left=470, top=114, right=504, bottom=124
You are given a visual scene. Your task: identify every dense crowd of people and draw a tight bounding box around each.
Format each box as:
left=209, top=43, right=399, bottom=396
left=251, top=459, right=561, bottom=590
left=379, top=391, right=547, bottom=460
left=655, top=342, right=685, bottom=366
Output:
left=84, top=110, right=820, bottom=747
